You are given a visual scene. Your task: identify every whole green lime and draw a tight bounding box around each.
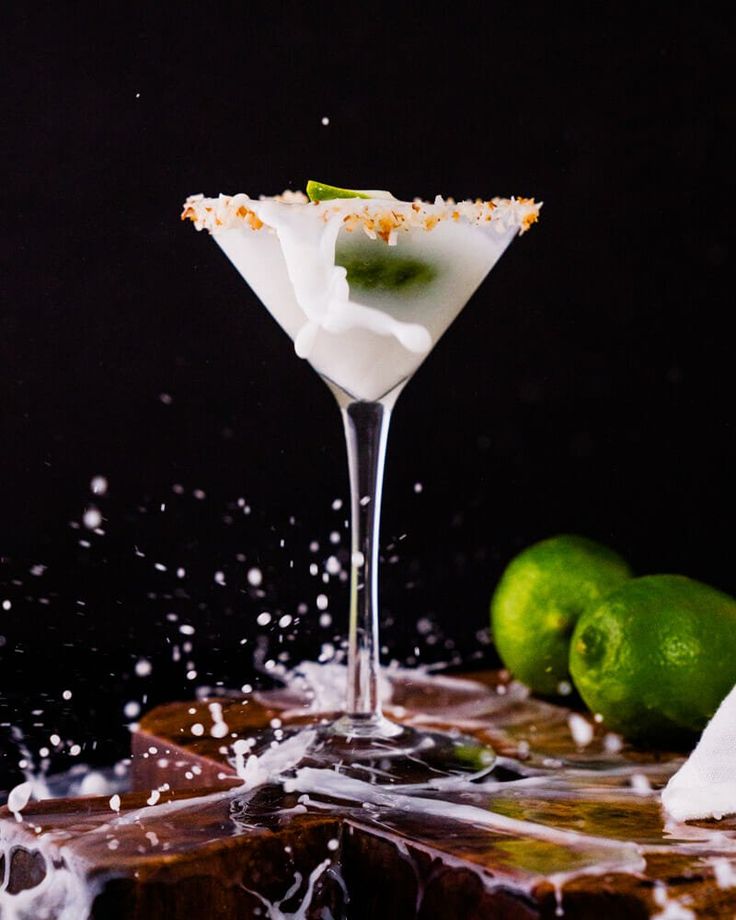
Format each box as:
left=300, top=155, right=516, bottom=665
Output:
left=490, top=535, right=632, bottom=695
left=570, top=574, right=736, bottom=743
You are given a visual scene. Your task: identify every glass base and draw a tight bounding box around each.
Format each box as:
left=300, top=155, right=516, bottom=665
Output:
left=253, top=716, right=496, bottom=786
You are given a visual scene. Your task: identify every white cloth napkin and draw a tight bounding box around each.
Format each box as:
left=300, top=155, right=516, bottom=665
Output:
left=662, top=682, right=736, bottom=822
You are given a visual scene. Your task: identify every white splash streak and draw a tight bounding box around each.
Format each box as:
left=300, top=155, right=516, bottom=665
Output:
left=710, top=857, right=736, bottom=889
left=651, top=882, right=695, bottom=919
left=241, top=858, right=332, bottom=920
left=286, top=767, right=644, bottom=864
left=230, top=730, right=317, bottom=786
left=250, top=199, right=432, bottom=359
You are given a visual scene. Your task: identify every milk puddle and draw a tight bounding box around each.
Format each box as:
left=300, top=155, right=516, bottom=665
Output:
left=3, top=664, right=736, bottom=918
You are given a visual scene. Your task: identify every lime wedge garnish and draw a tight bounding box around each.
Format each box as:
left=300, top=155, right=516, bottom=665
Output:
left=306, top=181, right=394, bottom=202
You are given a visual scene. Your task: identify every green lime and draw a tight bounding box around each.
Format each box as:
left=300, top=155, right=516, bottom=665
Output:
left=335, top=249, right=437, bottom=294
left=570, top=574, right=736, bottom=742
left=490, top=535, right=632, bottom=695
left=306, top=180, right=372, bottom=202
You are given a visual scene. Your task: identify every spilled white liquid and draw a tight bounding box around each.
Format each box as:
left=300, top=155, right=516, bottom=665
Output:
left=0, top=843, right=104, bottom=920
left=4, top=665, right=736, bottom=918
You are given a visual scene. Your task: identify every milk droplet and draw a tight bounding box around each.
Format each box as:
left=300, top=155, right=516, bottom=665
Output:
left=711, top=857, right=736, bottom=889
left=603, top=732, right=623, bottom=753
left=8, top=781, right=33, bottom=820
left=135, top=659, right=152, bottom=677
left=567, top=713, right=594, bottom=747
left=83, top=508, right=102, bottom=530
left=247, top=567, right=263, bottom=586
left=90, top=475, right=108, bottom=495
left=630, top=773, right=652, bottom=795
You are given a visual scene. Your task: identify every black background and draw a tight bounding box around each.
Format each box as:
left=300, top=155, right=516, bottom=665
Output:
left=1, top=4, right=733, bottom=785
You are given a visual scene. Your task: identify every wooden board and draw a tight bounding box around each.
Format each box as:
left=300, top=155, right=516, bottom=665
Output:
left=2, top=670, right=735, bottom=918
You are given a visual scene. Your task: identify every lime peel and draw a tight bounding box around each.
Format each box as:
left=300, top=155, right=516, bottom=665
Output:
left=306, top=180, right=396, bottom=202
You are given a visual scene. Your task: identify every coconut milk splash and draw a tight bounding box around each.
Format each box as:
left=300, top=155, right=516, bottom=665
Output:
left=249, top=200, right=432, bottom=359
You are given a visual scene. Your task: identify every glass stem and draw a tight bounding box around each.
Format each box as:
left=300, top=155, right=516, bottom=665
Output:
left=341, top=400, right=391, bottom=728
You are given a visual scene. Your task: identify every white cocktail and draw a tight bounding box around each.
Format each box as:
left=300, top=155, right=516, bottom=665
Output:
left=183, top=183, right=540, bottom=781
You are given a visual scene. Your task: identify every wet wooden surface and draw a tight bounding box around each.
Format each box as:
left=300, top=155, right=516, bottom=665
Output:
left=2, top=670, right=736, bottom=918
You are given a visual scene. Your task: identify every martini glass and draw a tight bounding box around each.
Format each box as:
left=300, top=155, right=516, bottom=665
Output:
left=182, top=187, right=540, bottom=783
